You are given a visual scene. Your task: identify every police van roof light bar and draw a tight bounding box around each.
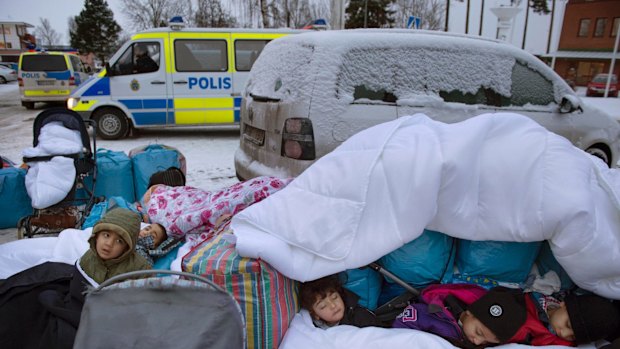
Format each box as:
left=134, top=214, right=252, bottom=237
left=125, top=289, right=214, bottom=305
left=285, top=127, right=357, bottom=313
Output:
left=168, top=16, right=186, bottom=31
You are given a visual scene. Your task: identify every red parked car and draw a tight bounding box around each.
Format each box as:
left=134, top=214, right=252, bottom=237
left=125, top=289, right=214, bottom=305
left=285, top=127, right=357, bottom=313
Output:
left=586, top=73, right=618, bottom=97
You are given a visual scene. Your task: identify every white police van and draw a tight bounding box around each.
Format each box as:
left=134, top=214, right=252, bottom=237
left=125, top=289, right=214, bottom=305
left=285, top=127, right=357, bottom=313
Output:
left=68, top=19, right=302, bottom=139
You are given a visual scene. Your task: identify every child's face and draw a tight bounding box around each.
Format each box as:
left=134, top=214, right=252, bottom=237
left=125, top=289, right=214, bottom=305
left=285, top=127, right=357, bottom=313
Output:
left=139, top=224, right=166, bottom=247
left=548, top=302, right=576, bottom=342
left=460, top=310, right=501, bottom=346
left=95, top=230, right=129, bottom=260
left=311, top=290, right=345, bottom=325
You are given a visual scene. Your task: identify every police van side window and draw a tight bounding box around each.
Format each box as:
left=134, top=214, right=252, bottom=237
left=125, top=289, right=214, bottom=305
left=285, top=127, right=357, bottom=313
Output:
left=110, top=42, right=160, bottom=76
left=234, top=40, right=269, bottom=71
left=175, top=40, right=227, bottom=72
left=69, top=55, right=84, bottom=73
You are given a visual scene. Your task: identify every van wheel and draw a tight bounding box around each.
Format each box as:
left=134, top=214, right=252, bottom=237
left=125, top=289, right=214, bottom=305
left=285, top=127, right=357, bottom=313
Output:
left=94, top=108, right=129, bottom=140
left=22, top=101, right=35, bottom=109
left=0, top=76, right=6, bottom=84
left=585, top=145, right=611, bottom=167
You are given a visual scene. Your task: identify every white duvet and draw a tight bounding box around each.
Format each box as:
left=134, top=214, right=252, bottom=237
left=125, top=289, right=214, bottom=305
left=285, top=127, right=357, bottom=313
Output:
left=232, top=113, right=620, bottom=349
left=23, top=122, right=83, bottom=209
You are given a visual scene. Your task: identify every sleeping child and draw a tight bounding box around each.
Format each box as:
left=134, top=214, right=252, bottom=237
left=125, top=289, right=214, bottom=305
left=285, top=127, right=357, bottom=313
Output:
left=299, top=274, right=391, bottom=329
left=393, top=283, right=620, bottom=348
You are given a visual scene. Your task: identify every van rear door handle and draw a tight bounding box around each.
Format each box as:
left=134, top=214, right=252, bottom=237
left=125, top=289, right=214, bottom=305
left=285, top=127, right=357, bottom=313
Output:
left=151, top=80, right=166, bottom=85
left=174, top=80, right=188, bottom=84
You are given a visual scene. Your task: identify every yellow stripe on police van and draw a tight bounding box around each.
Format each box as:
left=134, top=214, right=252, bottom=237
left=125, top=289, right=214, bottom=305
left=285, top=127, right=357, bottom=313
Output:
left=175, top=110, right=204, bottom=124
left=73, top=99, right=98, bottom=112
left=206, top=110, right=234, bottom=123
left=174, top=97, right=233, bottom=109
left=24, top=90, right=71, bottom=96
left=175, top=98, right=206, bottom=109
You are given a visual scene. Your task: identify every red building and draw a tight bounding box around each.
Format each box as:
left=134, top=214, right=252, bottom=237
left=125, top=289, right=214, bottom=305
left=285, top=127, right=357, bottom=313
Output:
left=548, top=0, right=620, bottom=85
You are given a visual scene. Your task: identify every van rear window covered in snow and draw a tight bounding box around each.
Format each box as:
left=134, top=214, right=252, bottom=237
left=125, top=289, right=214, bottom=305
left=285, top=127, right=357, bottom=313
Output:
left=21, top=55, right=67, bottom=72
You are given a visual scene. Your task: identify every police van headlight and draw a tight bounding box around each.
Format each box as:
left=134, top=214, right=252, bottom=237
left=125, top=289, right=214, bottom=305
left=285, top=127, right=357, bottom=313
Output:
left=67, top=97, right=80, bottom=109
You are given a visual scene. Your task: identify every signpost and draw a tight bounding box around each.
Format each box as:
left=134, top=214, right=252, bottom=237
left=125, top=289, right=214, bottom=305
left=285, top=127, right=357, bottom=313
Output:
left=407, top=16, right=421, bottom=29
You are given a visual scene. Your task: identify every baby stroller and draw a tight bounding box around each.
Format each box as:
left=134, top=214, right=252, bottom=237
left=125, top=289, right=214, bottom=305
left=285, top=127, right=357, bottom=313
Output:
left=17, top=108, right=98, bottom=239
left=74, top=270, right=246, bottom=349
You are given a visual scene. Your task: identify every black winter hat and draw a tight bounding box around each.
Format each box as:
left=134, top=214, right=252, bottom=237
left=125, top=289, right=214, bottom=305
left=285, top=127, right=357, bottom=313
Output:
left=565, top=294, right=620, bottom=344
left=468, top=287, right=527, bottom=343
left=148, top=167, right=186, bottom=188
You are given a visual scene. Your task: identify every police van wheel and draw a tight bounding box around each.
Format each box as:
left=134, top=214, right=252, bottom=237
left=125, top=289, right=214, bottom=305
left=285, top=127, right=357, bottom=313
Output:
left=22, top=101, right=35, bottom=109
left=94, top=108, right=129, bottom=140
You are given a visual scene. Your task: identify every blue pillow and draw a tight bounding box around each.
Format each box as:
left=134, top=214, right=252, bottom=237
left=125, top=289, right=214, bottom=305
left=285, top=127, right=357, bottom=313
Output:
left=341, top=267, right=382, bottom=310
left=379, top=229, right=455, bottom=288
left=456, top=240, right=541, bottom=283
left=153, top=244, right=182, bottom=270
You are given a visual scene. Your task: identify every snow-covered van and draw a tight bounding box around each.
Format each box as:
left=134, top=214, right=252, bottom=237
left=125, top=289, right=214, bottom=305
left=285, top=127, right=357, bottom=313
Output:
left=67, top=21, right=302, bottom=139
left=234, top=29, right=620, bottom=180
left=18, top=51, right=90, bottom=109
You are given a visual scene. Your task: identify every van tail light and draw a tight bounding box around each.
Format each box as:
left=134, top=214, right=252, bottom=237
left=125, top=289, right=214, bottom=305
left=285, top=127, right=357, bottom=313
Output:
left=69, top=76, right=75, bottom=86
left=281, top=118, right=315, bottom=160
left=18, top=77, right=23, bottom=87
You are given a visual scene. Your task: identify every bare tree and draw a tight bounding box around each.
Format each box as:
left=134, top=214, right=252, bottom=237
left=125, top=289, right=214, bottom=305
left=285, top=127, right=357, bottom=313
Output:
left=391, top=0, right=445, bottom=30
left=195, top=0, right=237, bottom=27
left=121, top=0, right=193, bottom=31
left=231, top=0, right=330, bottom=28
left=34, top=17, right=62, bottom=46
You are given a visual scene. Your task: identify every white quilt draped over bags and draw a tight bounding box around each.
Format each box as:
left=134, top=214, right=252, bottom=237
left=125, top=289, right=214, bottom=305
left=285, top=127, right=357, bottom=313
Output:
left=232, top=113, right=620, bottom=301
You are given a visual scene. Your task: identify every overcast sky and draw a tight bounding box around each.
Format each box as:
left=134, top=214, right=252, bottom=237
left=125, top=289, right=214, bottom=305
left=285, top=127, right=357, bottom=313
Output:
left=1, top=0, right=561, bottom=55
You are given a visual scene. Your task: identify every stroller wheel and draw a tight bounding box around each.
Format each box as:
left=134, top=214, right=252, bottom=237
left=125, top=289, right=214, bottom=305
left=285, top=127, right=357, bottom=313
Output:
left=16, top=217, right=30, bottom=239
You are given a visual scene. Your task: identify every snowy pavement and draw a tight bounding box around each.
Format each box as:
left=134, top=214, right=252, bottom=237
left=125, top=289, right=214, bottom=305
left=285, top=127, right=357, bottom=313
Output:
left=0, top=82, right=240, bottom=243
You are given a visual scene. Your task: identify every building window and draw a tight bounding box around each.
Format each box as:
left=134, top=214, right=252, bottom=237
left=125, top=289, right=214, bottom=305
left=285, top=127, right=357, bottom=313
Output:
left=6, top=43, right=11, bottom=48
left=1, top=27, right=10, bottom=35
left=612, top=17, right=620, bottom=37
left=578, top=18, right=591, bottom=37
left=595, top=18, right=607, bottom=37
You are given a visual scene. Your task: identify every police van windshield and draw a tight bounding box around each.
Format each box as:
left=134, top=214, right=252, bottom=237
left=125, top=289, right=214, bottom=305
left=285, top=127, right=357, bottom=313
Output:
left=21, top=55, right=67, bottom=71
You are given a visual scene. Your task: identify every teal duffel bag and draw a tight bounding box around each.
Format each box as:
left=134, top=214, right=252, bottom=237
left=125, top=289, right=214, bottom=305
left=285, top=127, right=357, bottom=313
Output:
left=129, top=144, right=185, bottom=202
left=0, top=167, right=33, bottom=229
left=86, top=149, right=135, bottom=203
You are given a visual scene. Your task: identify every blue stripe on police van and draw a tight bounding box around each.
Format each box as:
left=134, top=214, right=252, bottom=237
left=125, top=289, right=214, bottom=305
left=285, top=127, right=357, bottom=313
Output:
left=234, top=109, right=240, bottom=123
left=143, top=99, right=167, bottom=109
left=167, top=111, right=175, bottom=124
left=120, top=99, right=142, bottom=109
left=234, top=97, right=242, bottom=108
left=82, top=77, right=110, bottom=97
left=45, top=71, right=71, bottom=80
left=132, top=112, right=167, bottom=125
left=167, top=99, right=174, bottom=108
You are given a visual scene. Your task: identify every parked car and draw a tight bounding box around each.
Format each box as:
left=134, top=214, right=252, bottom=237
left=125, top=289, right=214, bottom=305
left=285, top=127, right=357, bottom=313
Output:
left=235, top=29, right=620, bottom=180
left=0, top=66, right=17, bottom=84
left=0, top=62, right=18, bottom=71
left=586, top=73, right=618, bottom=97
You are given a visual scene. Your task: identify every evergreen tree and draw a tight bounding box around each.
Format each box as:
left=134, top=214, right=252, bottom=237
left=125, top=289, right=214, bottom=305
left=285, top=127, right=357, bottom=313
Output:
left=346, top=0, right=396, bottom=29
left=70, top=0, right=121, bottom=64
left=530, top=0, right=550, bottom=14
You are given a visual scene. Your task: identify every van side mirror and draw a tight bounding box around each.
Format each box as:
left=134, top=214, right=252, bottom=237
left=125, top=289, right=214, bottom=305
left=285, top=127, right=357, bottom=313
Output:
left=105, top=62, right=114, bottom=77
left=559, top=95, right=582, bottom=114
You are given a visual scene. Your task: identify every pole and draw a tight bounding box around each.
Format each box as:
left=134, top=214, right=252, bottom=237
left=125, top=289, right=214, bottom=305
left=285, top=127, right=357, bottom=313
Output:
left=479, top=0, right=485, bottom=36
left=445, top=0, right=450, bottom=32
left=465, top=0, right=470, bottom=34
left=364, top=0, right=368, bottom=28
left=604, top=23, right=620, bottom=98
left=522, top=0, right=530, bottom=50
left=546, top=0, right=556, bottom=54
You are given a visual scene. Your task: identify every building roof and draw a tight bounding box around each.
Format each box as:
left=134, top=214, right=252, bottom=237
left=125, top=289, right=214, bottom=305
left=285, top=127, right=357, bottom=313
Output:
left=542, top=50, right=619, bottom=59
left=0, top=21, right=34, bottom=28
